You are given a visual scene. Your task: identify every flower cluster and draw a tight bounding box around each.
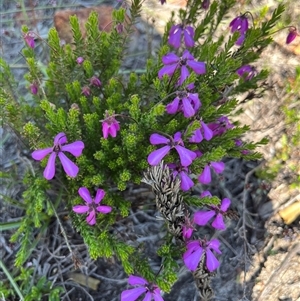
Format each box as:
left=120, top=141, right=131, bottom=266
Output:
left=32, top=133, right=112, bottom=226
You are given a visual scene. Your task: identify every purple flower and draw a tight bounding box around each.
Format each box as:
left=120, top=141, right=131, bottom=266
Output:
left=166, top=90, right=201, bottom=118
left=158, top=50, right=206, bottom=85
left=168, top=24, right=195, bottom=48
left=229, top=15, right=249, bottom=45
left=236, top=65, right=257, bottom=81
left=148, top=132, right=197, bottom=167
left=116, top=22, right=124, bottom=34
left=201, top=0, right=210, bottom=9
left=230, top=15, right=249, bottom=34
left=31, top=132, right=84, bottom=180
left=101, top=111, right=120, bottom=139
left=81, top=86, right=91, bottom=97
left=194, top=197, right=231, bottom=230
left=168, top=163, right=194, bottom=191
left=159, top=0, right=166, bottom=4
left=208, top=116, right=234, bottom=136
left=189, top=121, right=213, bottom=143
left=182, top=216, right=196, bottom=239
left=183, top=239, right=222, bottom=272
left=30, top=82, right=38, bottom=95
left=198, top=161, right=225, bottom=184
left=73, top=187, right=112, bottom=225
left=23, top=32, right=35, bottom=48
left=76, top=57, right=84, bottom=64
left=121, top=275, right=164, bottom=301
left=286, top=27, right=299, bottom=44
left=90, top=76, right=102, bottom=87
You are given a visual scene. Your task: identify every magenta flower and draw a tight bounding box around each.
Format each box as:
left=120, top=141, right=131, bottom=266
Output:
left=183, top=238, right=222, bottom=272
left=73, top=187, right=112, bottom=225
left=198, top=161, right=225, bottom=184
left=286, top=27, right=299, bottom=44
left=201, top=0, right=210, bottom=9
left=121, top=275, right=164, bottom=301
left=148, top=132, right=197, bottom=167
left=101, top=111, right=120, bottom=139
left=208, top=116, right=234, bottom=136
left=81, top=86, right=91, bottom=97
left=194, top=197, right=231, bottom=230
left=236, top=65, right=257, bottom=81
left=168, top=163, right=194, bottom=191
left=23, top=32, right=35, bottom=48
left=31, top=132, right=84, bottom=180
left=229, top=15, right=249, bottom=45
left=166, top=90, right=201, bottom=118
left=76, top=57, right=84, bottom=64
left=158, top=50, right=206, bottom=85
left=189, top=121, right=213, bottom=143
left=182, top=216, right=196, bottom=239
left=30, top=82, right=38, bottom=95
left=168, top=24, right=195, bottom=48
left=90, top=76, right=102, bottom=87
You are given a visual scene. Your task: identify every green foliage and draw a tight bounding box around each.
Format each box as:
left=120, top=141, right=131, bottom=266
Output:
left=0, top=0, right=286, bottom=298
left=259, top=66, right=300, bottom=189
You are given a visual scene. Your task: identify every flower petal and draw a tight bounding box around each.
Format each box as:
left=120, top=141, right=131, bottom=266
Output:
left=183, top=245, right=203, bottom=271
left=72, top=205, right=89, bottom=214
left=32, top=147, right=53, bottom=161
left=150, top=134, right=170, bottom=145
left=102, top=122, right=109, bottom=139
left=147, top=146, right=171, bottom=166
left=168, top=26, right=182, bottom=48
left=187, top=60, right=206, bottom=74
left=221, top=198, right=231, bottom=212
left=158, top=64, right=178, bottom=79
left=183, top=226, right=193, bottom=239
left=86, top=210, right=96, bottom=225
left=179, top=65, right=190, bottom=85
left=175, top=145, right=196, bottom=167
left=54, top=132, right=67, bottom=145
left=200, top=190, right=212, bottom=198
left=61, top=141, right=84, bottom=157
left=153, top=289, right=164, bottom=301
left=182, top=97, right=195, bottom=118
left=184, top=27, right=195, bottom=48
left=96, top=205, right=112, bottom=214
left=180, top=171, right=194, bottom=191
left=193, top=210, right=215, bottom=226
left=58, top=152, right=79, bottom=178
left=182, top=50, right=194, bottom=60
left=162, top=52, right=180, bottom=64
left=94, top=189, right=105, bottom=204
left=142, top=292, right=152, bottom=301
left=198, top=165, right=211, bottom=184
left=166, top=97, right=180, bottom=114
left=128, top=275, right=148, bottom=286
left=121, top=287, right=147, bottom=301
left=210, top=161, right=225, bottom=173
left=190, top=129, right=203, bottom=143
left=207, top=239, right=221, bottom=254
left=212, top=213, right=226, bottom=230
left=78, top=187, right=93, bottom=204
left=205, top=248, right=220, bottom=272
left=201, top=121, right=213, bottom=141
left=43, top=152, right=57, bottom=180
